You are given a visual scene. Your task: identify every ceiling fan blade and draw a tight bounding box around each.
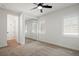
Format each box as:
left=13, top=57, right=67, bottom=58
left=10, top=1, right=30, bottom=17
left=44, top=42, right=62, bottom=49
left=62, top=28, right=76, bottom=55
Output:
left=39, top=3, right=44, bottom=5
left=31, top=7, right=38, bottom=10
left=42, top=5, right=52, bottom=8
left=33, top=3, right=38, bottom=5
left=40, top=9, right=43, bottom=13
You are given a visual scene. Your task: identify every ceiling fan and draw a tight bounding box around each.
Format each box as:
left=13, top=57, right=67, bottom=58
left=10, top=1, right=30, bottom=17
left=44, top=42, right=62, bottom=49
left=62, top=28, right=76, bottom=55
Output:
left=31, top=3, right=52, bottom=13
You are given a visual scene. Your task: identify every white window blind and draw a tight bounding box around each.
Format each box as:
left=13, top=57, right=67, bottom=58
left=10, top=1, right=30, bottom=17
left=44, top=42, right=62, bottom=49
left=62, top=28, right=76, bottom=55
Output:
left=64, top=16, right=79, bottom=35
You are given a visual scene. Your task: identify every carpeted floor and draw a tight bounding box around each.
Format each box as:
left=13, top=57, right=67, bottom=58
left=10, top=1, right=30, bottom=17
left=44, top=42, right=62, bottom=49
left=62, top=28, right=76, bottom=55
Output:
left=0, top=38, right=79, bottom=56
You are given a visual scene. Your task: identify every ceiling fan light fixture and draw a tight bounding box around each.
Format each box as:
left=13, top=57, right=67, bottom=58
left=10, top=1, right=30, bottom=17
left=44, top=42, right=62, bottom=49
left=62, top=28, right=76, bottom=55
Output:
left=32, top=3, right=52, bottom=13
left=38, top=6, right=42, bottom=9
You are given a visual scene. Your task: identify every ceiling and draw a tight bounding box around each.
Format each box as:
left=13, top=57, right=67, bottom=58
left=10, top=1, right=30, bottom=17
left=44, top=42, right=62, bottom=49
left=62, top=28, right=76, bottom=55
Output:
left=0, top=3, right=77, bottom=17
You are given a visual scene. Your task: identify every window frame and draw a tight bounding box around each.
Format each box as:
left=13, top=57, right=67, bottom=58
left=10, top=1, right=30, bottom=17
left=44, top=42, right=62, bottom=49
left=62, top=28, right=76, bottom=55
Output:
left=62, top=16, right=79, bottom=38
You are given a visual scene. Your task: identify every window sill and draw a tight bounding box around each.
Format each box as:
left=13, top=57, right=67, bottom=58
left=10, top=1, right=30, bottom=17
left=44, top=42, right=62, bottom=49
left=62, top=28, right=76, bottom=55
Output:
left=63, top=34, right=79, bottom=38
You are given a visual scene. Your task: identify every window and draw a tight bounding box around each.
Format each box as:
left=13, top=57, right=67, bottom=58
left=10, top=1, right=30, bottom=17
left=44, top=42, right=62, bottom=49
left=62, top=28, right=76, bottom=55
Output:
left=25, top=24, right=27, bottom=32
left=38, top=20, right=46, bottom=34
left=32, top=22, right=37, bottom=33
left=64, top=16, right=79, bottom=36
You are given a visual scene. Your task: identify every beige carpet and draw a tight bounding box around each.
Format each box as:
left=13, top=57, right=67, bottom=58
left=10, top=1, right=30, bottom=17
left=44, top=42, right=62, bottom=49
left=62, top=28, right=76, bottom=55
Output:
left=0, top=38, right=79, bottom=56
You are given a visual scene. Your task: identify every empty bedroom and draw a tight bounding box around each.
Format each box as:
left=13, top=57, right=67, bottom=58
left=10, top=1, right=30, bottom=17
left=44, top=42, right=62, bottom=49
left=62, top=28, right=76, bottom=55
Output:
left=0, top=3, right=79, bottom=56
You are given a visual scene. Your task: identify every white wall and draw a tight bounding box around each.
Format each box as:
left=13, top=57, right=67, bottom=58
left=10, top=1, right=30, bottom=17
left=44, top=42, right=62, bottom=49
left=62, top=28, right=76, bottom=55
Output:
left=19, top=14, right=25, bottom=45
left=0, top=7, right=20, bottom=47
left=38, top=5, right=79, bottom=50
left=0, top=8, right=7, bottom=47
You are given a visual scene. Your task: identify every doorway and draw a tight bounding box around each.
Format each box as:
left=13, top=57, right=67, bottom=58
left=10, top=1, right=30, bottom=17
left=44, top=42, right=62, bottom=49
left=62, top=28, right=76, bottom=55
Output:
left=7, top=14, right=19, bottom=47
left=25, top=18, right=38, bottom=44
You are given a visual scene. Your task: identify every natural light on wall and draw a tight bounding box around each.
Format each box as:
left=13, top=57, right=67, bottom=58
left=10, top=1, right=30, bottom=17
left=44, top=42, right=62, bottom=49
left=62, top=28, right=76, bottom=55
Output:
left=64, top=16, right=79, bottom=36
